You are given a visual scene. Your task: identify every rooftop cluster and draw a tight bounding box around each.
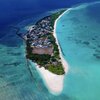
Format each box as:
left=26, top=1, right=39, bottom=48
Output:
left=25, top=16, right=54, bottom=55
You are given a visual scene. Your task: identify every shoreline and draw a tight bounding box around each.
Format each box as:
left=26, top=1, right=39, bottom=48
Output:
left=53, top=10, right=69, bottom=74
left=27, top=10, right=69, bottom=94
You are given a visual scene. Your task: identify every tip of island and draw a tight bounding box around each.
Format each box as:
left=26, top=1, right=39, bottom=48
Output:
left=22, top=9, right=69, bottom=94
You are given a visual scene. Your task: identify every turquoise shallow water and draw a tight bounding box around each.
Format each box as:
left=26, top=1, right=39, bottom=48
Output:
left=56, top=2, right=100, bottom=100
left=0, top=2, right=100, bottom=100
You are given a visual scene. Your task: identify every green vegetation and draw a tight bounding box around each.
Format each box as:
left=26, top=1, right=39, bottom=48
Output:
left=51, top=9, right=66, bottom=28
left=48, top=63, right=65, bottom=75
left=48, top=33, right=60, bottom=59
left=48, top=33, right=55, bottom=44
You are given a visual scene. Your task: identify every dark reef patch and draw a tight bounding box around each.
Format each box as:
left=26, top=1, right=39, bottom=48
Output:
left=75, top=39, right=82, bottom=44
left=92, top=38, right=96, bottom=40
left=83, top=41, right=90, bottom=45
left=7, top=52, right=22, bottom=56
left=4, top=62, right=22, bottom=67
left=70, top=17, right=80, bottom=24
left=93, top=53, right=100, bottom=59
left=98, top=45, right=100, bottom=48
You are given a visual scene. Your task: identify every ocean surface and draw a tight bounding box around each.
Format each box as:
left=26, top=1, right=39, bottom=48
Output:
left=56, top=2, right=100, bottom=100
left=0, top=0, right=100, bottom=100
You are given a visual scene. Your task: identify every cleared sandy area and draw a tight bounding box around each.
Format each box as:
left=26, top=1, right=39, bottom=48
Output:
left=32, top=46, right=53, bottom=55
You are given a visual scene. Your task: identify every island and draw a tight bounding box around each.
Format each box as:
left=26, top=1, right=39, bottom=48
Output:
left=23, top=9, right=68, bottom=94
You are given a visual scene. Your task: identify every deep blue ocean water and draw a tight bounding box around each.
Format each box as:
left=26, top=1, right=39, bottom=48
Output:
left=0, top=0, right=100, bottom=100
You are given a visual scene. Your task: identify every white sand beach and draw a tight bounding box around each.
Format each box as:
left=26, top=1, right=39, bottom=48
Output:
left=35, top=65, right=65, bottom=94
